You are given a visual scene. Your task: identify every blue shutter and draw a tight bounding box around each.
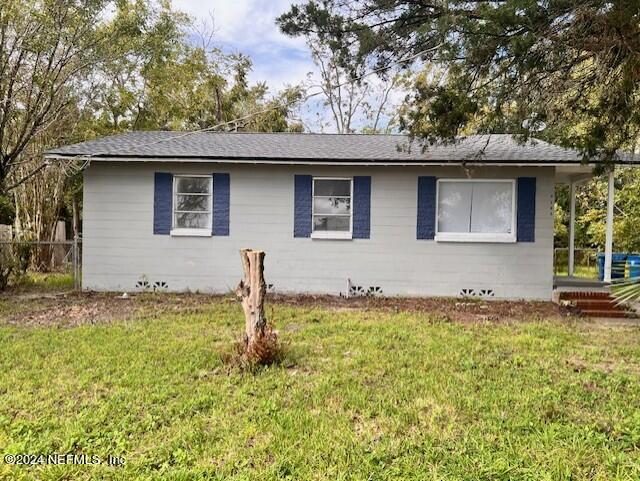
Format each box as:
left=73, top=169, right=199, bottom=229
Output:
left=153, top=172, right=173, bottom=235
left=352, top=176, right=371, bottom=239
left=517, top=177, right=536, bottom=242
left=417, top=176, right=437, bottom=240
left=213, top=173, right=230, bottom=236
left=294, top=175, right=312, bottom=238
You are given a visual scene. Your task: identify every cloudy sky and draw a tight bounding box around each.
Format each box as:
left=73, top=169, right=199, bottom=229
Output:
left=174, top=0, right=314, bottom=90
left=171, top=0, right=404, bottom=132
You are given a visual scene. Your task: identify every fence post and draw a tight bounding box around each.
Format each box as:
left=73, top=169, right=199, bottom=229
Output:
left=72, top=236, right=80, bottom=291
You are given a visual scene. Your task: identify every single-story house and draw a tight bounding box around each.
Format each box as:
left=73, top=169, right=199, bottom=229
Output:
left=44, top=132, right=639, bottom=300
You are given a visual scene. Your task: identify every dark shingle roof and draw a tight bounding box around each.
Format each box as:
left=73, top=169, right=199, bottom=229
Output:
left=44, top=131, right=637, bottom=164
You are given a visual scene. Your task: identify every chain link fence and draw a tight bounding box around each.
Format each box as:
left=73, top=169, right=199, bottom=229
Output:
left=0, top=239, right=81, bottom=290
left=553, top=248, right=599, bottom=278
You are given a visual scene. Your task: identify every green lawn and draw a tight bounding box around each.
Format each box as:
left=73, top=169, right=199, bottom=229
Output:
left=11, top=272, right=74, bottom=293
left=1, top=297, right=639, bottom=480
left=555, top=265, right=599, bottom=279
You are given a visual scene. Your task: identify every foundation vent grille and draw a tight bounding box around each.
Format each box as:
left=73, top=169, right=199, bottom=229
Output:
left=459, top=288, right=495, bottom=298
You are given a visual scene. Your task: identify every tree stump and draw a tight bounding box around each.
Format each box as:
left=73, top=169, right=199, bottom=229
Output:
left=236, top=248, right=274, bottom=361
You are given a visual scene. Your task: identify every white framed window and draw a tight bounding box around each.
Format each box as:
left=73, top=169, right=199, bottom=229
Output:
left=311, top=177, right=353, bottom=239
left=171, top=175, right=213, bottom=236
left=435, top=179, right=516, bottom=243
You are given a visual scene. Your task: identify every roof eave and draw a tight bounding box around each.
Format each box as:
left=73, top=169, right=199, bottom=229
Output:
left=43, top=153, right=615, bottom=166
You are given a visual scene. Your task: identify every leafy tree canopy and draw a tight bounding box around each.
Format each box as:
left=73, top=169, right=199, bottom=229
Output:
left=0, top=0, right=302, bottom=243
left=82, top=2, right=303, bottom=138
left=278, top=1, right=640, bottom=159
left=0, top=0, right=302, bottom=194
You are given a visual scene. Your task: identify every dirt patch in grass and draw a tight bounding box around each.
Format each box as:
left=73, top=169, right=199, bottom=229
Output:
left=0, top=292, right=139, bottom=327
left=0, top=290, right=573, bottom=327
left=269, top=293, right=572, bottom=323
left=0, top=291, right=231, bottom=327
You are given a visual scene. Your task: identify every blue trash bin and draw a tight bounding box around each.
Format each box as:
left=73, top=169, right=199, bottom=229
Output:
left=627, top=255, right=640, bottom=280
left=597, top=253, right=627, bottom=281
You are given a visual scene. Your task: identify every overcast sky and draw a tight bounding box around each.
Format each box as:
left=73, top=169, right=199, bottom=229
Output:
left=171, top=0, right=403, bottom=133
left=174, top=0, right=313, bottom=91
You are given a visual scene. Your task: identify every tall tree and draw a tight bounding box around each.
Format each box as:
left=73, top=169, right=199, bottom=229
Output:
left=278, top=1, right=640, bottom=157
left=0, top=0, right=117, bottom=191
left=82, top=4, right=302, bottom=135
left=305, top=41, right=403, bottom=133
left=3, top=0, right=303, bottom=247
left=573, top=169, right=640, bottom=253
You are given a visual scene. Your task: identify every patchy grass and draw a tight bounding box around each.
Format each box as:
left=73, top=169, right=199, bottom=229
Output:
left=7, top=272, right=74, bottom=294
left=0, top=295, right=639, bottom=480
left=555, top=265, right=600, bottom=279
left=26, top=272, right=74, bottom=291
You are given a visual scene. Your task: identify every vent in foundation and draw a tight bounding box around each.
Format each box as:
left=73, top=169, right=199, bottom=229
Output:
left=347, top=284, right=383, bottom=297
left=153, top=281, right=168, bottom=291
left=459, top=288, right=495, bottom=298
left=136, top=279, right=150, bottom=291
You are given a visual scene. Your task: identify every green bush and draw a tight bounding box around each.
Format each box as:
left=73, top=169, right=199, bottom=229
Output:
left=0, top=242, right=31, bottom=290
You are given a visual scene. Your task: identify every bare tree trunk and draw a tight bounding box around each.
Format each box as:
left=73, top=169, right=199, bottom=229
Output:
left=236, top=248, right=268, bottom=350
left=214, top=86, right=223, bottom=123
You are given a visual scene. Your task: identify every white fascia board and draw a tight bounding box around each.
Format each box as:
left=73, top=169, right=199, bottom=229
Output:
left=44, top=154, right=599, bottom=168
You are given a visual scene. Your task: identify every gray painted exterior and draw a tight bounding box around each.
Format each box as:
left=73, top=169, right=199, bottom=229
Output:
left=83, top=161, right=554, bottom=300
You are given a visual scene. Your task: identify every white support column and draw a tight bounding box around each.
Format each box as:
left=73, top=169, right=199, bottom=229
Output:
left=568, top=180, right=576, bottom=277
left=604, top=168, right=615, bottom=283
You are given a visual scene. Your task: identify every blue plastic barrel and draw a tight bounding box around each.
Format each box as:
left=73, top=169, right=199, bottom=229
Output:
left=627, top=255, right=640, bottom=280
left=597, top=253, right=627, bottom=281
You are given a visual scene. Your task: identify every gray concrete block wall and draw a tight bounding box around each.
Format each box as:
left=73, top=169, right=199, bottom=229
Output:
left=82, top=162, right=555, bottom=299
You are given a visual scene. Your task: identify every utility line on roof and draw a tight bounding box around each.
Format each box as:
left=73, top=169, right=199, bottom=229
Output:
left=132, top=45, right=439, bottom=147
left=50, top=44, right=441, bottom=176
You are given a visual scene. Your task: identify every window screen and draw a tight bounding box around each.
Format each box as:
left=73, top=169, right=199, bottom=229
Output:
left=437, top=181, right=514, bottom=235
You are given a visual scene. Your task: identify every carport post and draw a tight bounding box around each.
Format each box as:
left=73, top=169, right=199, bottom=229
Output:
left=568, top=180, right=576, bottom=277
left=604, top=168, right=615, bottom=283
